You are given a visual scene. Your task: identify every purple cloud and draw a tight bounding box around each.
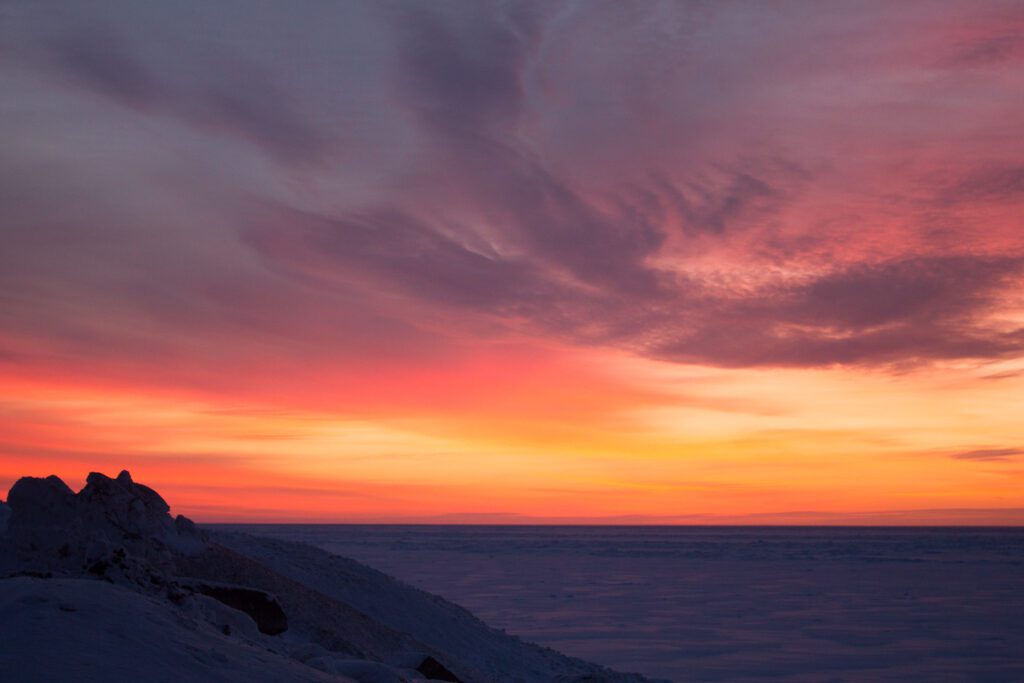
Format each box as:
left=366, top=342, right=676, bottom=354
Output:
left=44, top=28, right=328, bottom=165
left=1, top=0, right=1023, bottom=384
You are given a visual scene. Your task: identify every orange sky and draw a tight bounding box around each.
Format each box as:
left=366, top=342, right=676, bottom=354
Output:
left=2, top=345, right=1022, bottom=523
left=1, top=1, right=1023, bottom=522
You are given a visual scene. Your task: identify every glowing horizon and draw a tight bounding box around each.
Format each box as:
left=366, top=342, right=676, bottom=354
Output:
left=1, top=1, right=1023, bottom=523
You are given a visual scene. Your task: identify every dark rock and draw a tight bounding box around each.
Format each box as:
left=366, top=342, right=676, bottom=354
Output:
left=2, top=470, right=206, bottom=580
left=87, top=559, right=111, bottom=577
left=193, top=582, right=288, bottom=635
left=5, top=476, right=79, bottom=555
left=78, top=470, right=174, bottom=544
left=416, top=655, right=463, bottom=682
left=7, top=476, right=76, bottom=527
left=175, top=515, right=197, bottom=535
left=0, top=500, right=10, bottom=534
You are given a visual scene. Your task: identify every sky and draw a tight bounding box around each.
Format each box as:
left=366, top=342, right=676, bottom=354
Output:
left=1, top=0, right=1023, bottom=523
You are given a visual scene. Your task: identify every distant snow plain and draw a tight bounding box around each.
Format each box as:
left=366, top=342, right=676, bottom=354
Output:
left=219, top=525, right=1024, bottom=683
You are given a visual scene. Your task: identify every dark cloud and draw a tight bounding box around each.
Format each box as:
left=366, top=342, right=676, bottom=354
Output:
left=944, top=166, right=1024, bottom=204
left=654, top=320, right=1024, bottom=368
left=943, top=34, right=1023, bottom=68
left=649, top=256, right=1024, bottom=367
left=391, top=2, right=534, bottom=133
left=951, top=448, right=1024, bottom=462
left=980, top=369, right=1024, bottom=381
left=47, top=29, right=326, bottom=164
left=250, top=190, right=1024, bottom=367
left=52, top=31, right=159, bottom=105
left=664, top=170, right=786, bottom=236
left=777, top=256, right=1021, bottom=329
left=381, top=2, right=667, bottom=296
left=577, top=253, right=1024, bottom=367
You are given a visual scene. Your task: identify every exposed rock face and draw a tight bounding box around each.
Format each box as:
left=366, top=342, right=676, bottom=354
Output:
left=189, top=581, right=288, bottom=635
left=180, top=592, right=261, bottom=640
left=417, top=655, right=464, bottom=682
left=77, top=470, right=175, bottom=543
left=7, top=475, right=77, bottom=552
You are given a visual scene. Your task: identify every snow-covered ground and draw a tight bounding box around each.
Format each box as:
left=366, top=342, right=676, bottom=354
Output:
left=5, top=471, right=1021, bottom=683
left=0, top=577, right=349, bottom=683
left=223, top=525, right=1024, bottom=682
left=0, top=472, right=655, bottom=683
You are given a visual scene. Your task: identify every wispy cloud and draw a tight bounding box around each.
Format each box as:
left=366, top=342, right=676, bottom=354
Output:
left=44, top=28, right=329, bottom=165
left=3, top=0, right=1023, bottom=376
left=951, top=447, right=1024, bottom=462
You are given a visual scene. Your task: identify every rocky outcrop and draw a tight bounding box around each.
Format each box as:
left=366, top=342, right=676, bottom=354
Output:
left=0, top=500, right=10, bottom=535
left=0, top=471, right=298, bottom=638
left=77, top=470, right=175, bottom=542
left=2, top=470, right=205, bottom=581
left=6, top=475, right=77, bottom=553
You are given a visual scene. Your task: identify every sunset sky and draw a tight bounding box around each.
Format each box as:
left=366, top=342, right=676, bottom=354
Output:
left=2, top=0, right=1023, bottom=523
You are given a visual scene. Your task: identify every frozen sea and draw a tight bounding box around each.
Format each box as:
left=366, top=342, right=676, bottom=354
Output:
left=218, top=526, right=1024, bottom=682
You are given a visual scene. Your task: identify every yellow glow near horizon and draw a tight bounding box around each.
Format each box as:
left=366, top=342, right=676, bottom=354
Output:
left=2, top=347, right=1022, bottom=523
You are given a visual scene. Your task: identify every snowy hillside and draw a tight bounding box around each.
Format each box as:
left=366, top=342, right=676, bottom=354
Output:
left=0, top=470, right=658, bottom=683
left=0, top=577, right=350, bottom=683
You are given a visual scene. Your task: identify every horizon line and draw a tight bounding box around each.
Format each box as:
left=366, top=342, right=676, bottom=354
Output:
left=201, top=521, right=1024, bottom=528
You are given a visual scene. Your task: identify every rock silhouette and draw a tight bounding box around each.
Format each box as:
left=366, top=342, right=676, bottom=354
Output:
left=3, top=470, right=204, bottom=580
